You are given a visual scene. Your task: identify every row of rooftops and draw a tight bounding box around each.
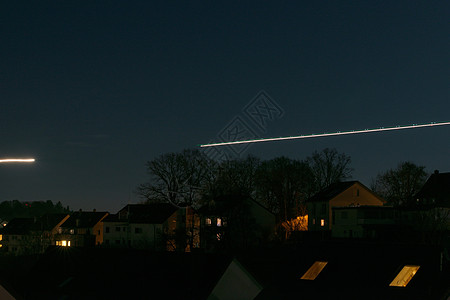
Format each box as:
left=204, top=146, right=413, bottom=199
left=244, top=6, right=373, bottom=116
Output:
left=0, top=211, right=109, bottom=235
left=2, top=171, right=449, bottom=235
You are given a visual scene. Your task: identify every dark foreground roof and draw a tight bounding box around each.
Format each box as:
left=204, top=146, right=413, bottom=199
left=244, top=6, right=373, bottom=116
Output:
left=0, top=241, right=448, bottom=300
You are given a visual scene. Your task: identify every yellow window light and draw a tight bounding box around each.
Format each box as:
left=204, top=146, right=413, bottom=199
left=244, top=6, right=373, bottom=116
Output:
left=300, top=261, right=328, bottom=280
left=389, top=265, right=420, bottom=287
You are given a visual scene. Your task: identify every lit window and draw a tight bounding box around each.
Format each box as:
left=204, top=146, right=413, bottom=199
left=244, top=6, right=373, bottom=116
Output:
left=301, top=261, right=328, bottom=280
left=61, top=240, right=67, bottom=247
left=206, top=218, right=212, bottom=226
left=389, top=265, right=420, bottom=287
left=320, top=219, right=325, bottom=227
left=70, top=229, right=74, bottom=234
left=68, top=241, right=71, bottom=247
left=217, top=218, right=222, bottom=227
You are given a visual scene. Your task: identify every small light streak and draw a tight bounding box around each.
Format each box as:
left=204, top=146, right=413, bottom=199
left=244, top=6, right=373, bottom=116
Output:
left=200, top=121, right=450, bottom=147
left=0, top=158, right=35, bottom=163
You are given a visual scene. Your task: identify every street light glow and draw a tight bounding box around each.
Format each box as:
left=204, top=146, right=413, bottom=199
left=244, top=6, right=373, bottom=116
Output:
left=200, top=121, right=450, bottom=148
left=0, top=158, right=36, bottom=163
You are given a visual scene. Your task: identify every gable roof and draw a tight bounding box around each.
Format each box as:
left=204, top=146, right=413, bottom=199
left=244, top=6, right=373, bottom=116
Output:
left=414, top=171, right=450, bottom=207
left=307, top=181, right=359, bottom=203
left=104, top=204, right=178, bottom=224
left=1, top=218, right=34, bottom=235
left=61, top=211, right=108, bottom=228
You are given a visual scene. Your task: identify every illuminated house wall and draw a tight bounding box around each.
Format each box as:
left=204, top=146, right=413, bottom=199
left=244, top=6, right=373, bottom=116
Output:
left=332, top=206, right=395, bottom=238
left=307, top=181, right=385, bottom=232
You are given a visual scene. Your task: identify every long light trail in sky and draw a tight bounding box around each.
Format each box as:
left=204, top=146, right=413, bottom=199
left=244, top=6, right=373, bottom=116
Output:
left=0, top=158, right=35, bottom=163
left=200, top=121, right=450, bottom=148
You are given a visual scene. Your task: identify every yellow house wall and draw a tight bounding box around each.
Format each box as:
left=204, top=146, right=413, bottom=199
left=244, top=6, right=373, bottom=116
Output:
left=327, top=182, right=384, bottom=230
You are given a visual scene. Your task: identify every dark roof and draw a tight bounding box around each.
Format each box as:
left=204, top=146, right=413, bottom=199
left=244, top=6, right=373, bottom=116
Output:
left=414, top=171, right=450, bottom=207
left=61, top=211, right=108, bottom=228
left=1, top=214, right=70, bottom=234
left=104, top=203, right=178, bottom=224
left=8, top=247, right=231, bottom=300
left=307, top=181, right=359, bottom=203
left=0, top=242, right=448, bottom=300
left=1, top=218, right=34, bottom=234
left=34, top=213, right=69, bottom=231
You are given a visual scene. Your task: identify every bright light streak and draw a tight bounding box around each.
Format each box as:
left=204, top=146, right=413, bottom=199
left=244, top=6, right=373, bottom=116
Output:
left=0, top=158, right=35, bottom=163
left=200, top=121, right=450, bottom=148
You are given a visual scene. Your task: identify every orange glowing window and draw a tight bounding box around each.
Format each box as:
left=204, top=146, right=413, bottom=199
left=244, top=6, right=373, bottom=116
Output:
left=300, top=261, right=328, bottom=280
left=217, top=218, right=222, bottom=227
left=320, top=219, right=325, bottom=226
left=389, top=265, right=420, bottom=287
left=206, top=218, right=212, bottom=226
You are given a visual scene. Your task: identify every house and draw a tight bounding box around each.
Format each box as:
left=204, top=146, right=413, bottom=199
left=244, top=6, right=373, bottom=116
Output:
left=198, top=195, right=276, bottom=252
left=307, top=181, right=385, bottom=232
left=55, top=210, right=109, bottom=247
left=331, top=206, right=395, bottom=239
left=102, top=203, right=199, bottom=251
left=0, top=214, right=70, bottom=255
left=402, top=170, right=450, bottom=242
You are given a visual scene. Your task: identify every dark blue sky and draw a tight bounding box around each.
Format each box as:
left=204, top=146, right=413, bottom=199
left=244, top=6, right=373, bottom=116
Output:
left=1, top=1, right=449, bottom=212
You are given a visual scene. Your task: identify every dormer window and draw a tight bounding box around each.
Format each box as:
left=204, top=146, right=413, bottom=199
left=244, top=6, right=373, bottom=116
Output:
left=206, top=218, right=212, bottom=226
left=217, top=218, right=222, bottom=227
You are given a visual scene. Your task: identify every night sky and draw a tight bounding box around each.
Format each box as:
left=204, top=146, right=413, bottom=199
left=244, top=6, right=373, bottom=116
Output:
left=1, top=1, right=449, bottom=212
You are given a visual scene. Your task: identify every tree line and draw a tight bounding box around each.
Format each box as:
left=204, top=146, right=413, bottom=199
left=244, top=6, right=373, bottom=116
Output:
left=137, top=147, right=429, bottom=224
left=0, top=200, right=70, bottom=222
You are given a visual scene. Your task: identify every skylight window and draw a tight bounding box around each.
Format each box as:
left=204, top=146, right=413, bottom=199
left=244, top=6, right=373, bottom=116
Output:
left=300, top=261, right=328, bottom=280
left=389, top=265, right=420, bottom=287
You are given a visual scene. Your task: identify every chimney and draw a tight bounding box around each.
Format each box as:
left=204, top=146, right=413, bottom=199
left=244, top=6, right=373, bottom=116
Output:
left=93, top=208, right=96, bottom=212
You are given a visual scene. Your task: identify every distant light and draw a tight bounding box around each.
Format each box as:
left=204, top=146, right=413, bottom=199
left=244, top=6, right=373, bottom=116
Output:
left=200, top=121, right=450, bottom=147
left=0, top=158, right=35, bottom=163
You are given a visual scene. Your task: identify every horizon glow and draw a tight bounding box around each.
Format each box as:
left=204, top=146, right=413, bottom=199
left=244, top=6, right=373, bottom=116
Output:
left=0, top=158, right=36, bottom=163
left=200, top=121, right=450, bottom=148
